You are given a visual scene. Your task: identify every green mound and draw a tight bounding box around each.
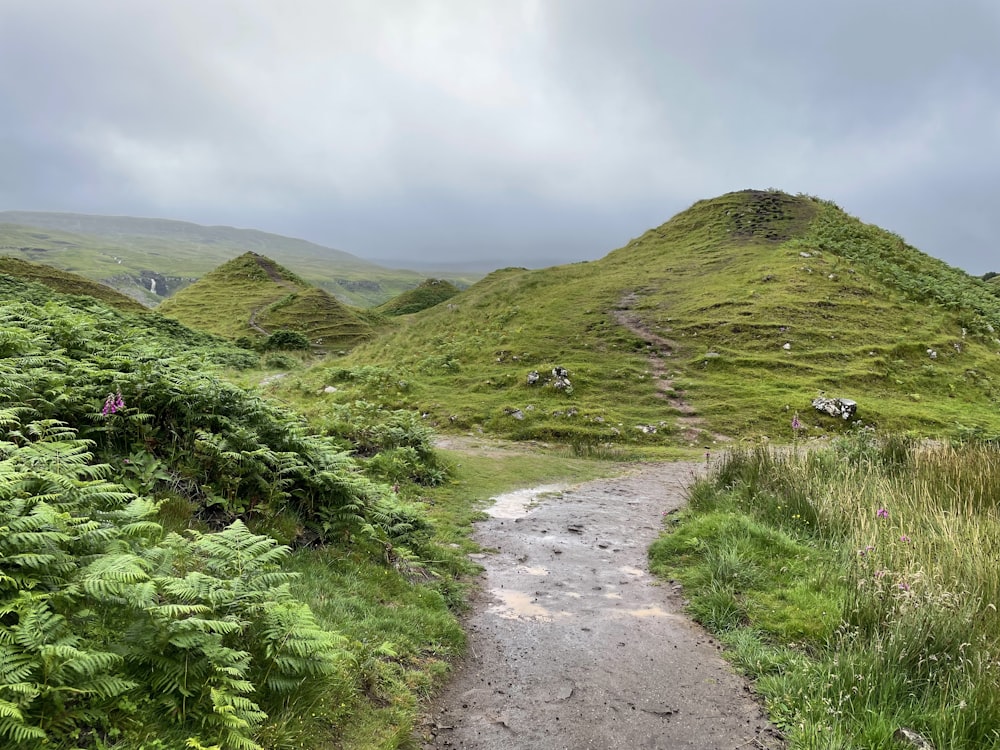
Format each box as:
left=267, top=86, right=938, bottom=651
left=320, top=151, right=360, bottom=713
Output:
left=0, top=255, right=148, bottom=312
left=376, top=278, right=461, bottom=316
left=286, top=190, right=1000, bottom=444
left=158, top=251, right=374, bottom=349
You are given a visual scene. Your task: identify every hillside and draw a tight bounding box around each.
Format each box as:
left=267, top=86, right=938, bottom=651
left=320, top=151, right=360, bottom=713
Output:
left=0, top=212, right=480, bottom=306
left=0, top=255, right=148, bottom=312
left=285, top=190, right=1000, bottom=443
left=157, top=251, right=374, bottom=349
left=376, top=278, right=461, bottom=316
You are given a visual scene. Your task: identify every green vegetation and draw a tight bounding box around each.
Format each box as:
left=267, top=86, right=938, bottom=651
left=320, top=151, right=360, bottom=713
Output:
left=375, top=279, right=460, bottom=317
left=276, top=190, right=1000, bottom=446
left=0, top=257, right=147, bottom=313
left=0, top=272, right=626, bottom=748
left=0, top=280, right=447, bottom=749
left=651, top=437, right=1000, bottom=748
left=0, top=213, right=479, bottom=307
left=158, top=252, right=374, bottom=350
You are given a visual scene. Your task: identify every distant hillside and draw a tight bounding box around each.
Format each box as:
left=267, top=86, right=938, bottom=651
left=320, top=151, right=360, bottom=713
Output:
left=0, top=255, right=148, bottom=313
left=0, top=211, right=480, bottom=307
left=158, top=251, right=374, bottom=350
left=286, top=190, right=1000, bottom=443
left=376, top=278, right=460, bottom=316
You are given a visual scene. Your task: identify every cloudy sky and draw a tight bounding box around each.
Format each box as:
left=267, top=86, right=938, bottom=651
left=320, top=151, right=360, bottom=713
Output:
left=2, top=1, right=999, bottom=272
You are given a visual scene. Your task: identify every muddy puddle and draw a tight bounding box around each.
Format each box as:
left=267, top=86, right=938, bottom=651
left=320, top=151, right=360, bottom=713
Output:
left=420, top=463, right=783, bottom=749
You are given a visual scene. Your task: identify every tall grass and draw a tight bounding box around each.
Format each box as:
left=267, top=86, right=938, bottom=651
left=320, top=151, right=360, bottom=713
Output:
left=653, top=435, right=1000, bottom=748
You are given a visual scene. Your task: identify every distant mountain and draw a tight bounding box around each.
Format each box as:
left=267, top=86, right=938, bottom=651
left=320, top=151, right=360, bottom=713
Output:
left=299, top=190, right=1000, bottom=442
left=157, top=251, right=373, bottom=350
left=0, top=211, right=480, bottom=307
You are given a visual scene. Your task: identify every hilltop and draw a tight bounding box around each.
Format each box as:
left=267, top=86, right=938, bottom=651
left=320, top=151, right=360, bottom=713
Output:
left=157, top=251, right=374, bottom=350
left=0, top=211, right=480, bottom=306
left=285, top=190, right=1000, bottom=444
left=376, top=278, right=461, bottom=316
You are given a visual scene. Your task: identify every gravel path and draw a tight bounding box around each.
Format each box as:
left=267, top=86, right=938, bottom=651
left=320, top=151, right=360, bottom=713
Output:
left=420, top=462, right=783, bottom=749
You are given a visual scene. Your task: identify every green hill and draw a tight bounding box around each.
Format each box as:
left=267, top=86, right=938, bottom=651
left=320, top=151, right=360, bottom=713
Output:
left=0, top=255, right=148, bottom=312
left=287, top=190, right=1000, bottom=444
left=0, top=212, right=480, bottom=306
left=157, top=251, right=374, bottom=349
left=375, top=278, right=461, bottom=316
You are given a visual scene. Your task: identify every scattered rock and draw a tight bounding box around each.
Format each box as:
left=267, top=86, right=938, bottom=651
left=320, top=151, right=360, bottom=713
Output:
left=505, top=408, right=525, bottom=420
left=636, top=424, right=657, bottom=434
left=552, top=366, right=572, bottom=391
left=782, top=342, right=792, bottom=350
left=799, top=252, right=812, bottom=258
left=927, top=349, right=937, bottom=359
left=323, top=385, right=338, bottom=393
left=527, top=370, right=540, bottom=385
left=812, top=396, right=857, bottom=420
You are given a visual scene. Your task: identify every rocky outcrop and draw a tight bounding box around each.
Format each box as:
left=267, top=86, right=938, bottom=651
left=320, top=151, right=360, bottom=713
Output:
left=812, top=396, right=857, bottom=420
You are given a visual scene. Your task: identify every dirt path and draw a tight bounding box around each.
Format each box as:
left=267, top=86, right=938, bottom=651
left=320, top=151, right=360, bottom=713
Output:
left=420, top=462, right=783, bottom=749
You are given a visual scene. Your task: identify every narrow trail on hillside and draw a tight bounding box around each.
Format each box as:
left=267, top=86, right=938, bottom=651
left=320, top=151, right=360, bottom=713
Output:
left=613, top=293, right=728, bottom=443
left=419, top=462, right=783, bottom=749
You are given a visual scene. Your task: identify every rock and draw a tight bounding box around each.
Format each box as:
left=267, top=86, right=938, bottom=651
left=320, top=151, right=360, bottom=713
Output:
left=812, top=396, right=857, bottom=420
left=323, top=385, right=338, bottom=393
left=799, top=252, right=812, bottom=258
left=505, top=408, right=525, bottom=420
left=894, top=727, right=934, bottom=749
left=527, top=370, right=541, bottom=385
left=782, top=342, right=792, bottom=350
left=636, top=424, right=657, bottom=434
left=927, top=349, right=937, bottom=359
left=552, top=366, right=572, bottom=391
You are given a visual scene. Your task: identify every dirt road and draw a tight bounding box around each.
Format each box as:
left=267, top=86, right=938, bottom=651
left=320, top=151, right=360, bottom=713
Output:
left=420, top=462, right=783, bottom=749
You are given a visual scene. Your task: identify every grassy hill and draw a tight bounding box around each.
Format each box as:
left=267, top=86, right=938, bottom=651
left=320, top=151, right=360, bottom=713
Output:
left=0, top=212, right=481, bottom=306
left=157, top=251, right=374, bottom=350
left=0, top=255, right=148, bottom=313
left=283, top=190, right=1000, bottom=444
left=375, top=278, right=461, bottom=316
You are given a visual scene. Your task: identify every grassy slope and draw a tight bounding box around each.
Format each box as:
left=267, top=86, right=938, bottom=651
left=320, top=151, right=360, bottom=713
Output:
left=288, top=190, right=1000, bottom=443
left=0, top=256, right=148, bottom=313
left=0, top=213, right=481, bottom=306
left=375, top=279, right=461, bottom=316
left=157, top=251, right=374, bottom=349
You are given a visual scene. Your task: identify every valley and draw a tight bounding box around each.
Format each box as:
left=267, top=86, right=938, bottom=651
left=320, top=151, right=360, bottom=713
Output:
left=1, top=189, right=999, bottom=749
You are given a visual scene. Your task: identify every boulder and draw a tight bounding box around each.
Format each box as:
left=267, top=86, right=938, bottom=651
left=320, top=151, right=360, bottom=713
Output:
left=812, top=396, right=857, bottom=420
left=527, top=370, right=540, bottom=385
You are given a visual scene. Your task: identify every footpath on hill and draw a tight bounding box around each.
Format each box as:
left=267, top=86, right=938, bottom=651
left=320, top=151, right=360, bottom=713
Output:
left=419, top=462, right=783, bottom=749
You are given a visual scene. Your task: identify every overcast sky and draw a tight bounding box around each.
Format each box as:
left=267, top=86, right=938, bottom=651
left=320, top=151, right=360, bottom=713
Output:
left=2, top=2, right=999, bottom=272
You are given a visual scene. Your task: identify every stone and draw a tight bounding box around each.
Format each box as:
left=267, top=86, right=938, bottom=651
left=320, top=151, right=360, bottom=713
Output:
left=782, top=342, right=792, bottom=350
left=505, top=408, right=525, bottom=420
left=927, top=349, right=937, bottom=359
left=812, top=396, right=858, bottom=420
left=552, top=366, right=572, bottom=391
left=894, top=728, right=934, bottom=750
left=527, top=370, right=541, bottom=385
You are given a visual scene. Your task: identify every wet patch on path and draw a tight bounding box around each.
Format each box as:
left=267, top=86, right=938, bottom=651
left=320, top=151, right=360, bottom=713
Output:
left=420, top=463, right=783, bottom=749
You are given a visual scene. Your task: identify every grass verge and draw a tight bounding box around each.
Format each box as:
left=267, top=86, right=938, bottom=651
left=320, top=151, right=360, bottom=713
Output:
left=650, top=436, right=1000, bottom=749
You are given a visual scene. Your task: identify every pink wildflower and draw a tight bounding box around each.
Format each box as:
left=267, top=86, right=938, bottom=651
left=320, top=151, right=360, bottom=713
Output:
left=876, top=508, right=889, bottom=519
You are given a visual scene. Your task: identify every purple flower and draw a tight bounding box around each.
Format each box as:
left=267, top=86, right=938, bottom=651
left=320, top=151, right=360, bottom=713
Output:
left=900, top=534, right=911, bottom=543
left=102, top=390, right=125, bottom=416
left=898, top=581, right=910, bottom=591
left=791, top=414, right=802, bottom=431
left=876, top=508, right=889, bottom=519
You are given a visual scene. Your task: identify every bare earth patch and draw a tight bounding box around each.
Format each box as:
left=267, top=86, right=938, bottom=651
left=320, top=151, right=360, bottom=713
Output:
left=419, top=462, right=783, bottom=749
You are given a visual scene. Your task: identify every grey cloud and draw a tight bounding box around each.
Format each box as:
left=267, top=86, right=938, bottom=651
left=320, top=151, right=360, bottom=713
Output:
left=1, top=1, right=999, bottom=272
